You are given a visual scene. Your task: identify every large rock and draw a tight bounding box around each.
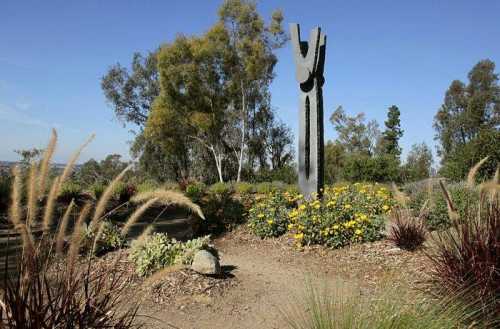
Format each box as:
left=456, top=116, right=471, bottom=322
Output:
left=191, top=250, right=221, bottom=275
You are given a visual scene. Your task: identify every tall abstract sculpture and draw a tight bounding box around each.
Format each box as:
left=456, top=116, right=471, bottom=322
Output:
left=290, top=23, right=326, bottom=199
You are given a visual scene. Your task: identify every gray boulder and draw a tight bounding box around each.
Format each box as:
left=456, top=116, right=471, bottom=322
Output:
left=191, top=250, right=221, bottom=275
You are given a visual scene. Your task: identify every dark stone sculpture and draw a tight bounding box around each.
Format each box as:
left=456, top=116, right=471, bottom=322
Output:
left=290, top=23, right=326, bottom=199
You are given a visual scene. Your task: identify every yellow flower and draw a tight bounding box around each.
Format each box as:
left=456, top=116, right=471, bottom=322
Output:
left=299, top=204, right=306, bottom=211
left=294, top=233, right=304, bottom=240
left=333, top=224, right=339, bottom=230
left=313, top=203, right=320, bottom=209
left=382, top=205, right=390, bottom=211
left=344, top=204, right=352, bottom=210
left=355, top=229, right=363, bottom=235
left=267, top=219, right=274, bottom=225
left=287, top=223, right=294, bottom=230
left=257, top=213, right=265, bottom=218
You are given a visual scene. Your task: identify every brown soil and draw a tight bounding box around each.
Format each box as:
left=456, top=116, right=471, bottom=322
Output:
left=126, top=227, right=431, bottom=329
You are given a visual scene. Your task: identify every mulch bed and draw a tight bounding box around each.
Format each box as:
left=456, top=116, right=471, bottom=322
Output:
left=93, top=249, right=238, bottom=306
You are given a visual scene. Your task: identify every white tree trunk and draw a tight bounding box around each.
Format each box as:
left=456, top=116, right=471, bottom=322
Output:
left=236, top=83, right=246, bottom=182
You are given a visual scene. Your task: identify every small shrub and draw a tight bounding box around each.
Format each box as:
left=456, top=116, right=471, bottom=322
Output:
left=201, top=193, right=245, bottom=234
left=406, top=180, right=479, bottom=230
left=208, top=182, right=233, bottom=198
left=185, top=181, right=206, bottom=203
left=58, top=180, right=83, bottom=202
left=271, top=181, right=287, bottom=192
left=162, top=181, right=181, bottom=191
left=255, top=182, right=274, bottom=194
left=234, top=181, right=255, bottom=195
left=285, top=184, right=300, bottom=195
left=89, top=181, right=106, bottom=200
left=94, top=221, right=126, bottom=255
left=129, top=233, right=211, bottom=276
left=248, top=192, right=296, bottom=238
left=388, top=207, right=427, bottom=251
left=113, top=182, right=136, bottom=203
left=136, top=179, right=159, bottom=193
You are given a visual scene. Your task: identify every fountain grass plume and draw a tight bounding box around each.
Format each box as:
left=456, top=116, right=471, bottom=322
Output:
left=467, top=156, right=489, bottom=188
left=9, top=166, right=22, bottom=227
left=68, top=202, right=92, bottom=268
left=132, top=189, right=205, bottom=219
left=91, top=221, right=107, bottom=255
left=121, top=197, right=158, bottom=237
left=439, top=179, right=459, bottom=221
left=38, top=128, right=57, bottom=196
left=57, top=133, right=95, bottom=192
left=90, top=165, right=131, bottom=229
left=27, top=162, right=38, bottom=226
left=42, top=176, right=60, bottom=231
left=56, top=199, right=75, bottom=254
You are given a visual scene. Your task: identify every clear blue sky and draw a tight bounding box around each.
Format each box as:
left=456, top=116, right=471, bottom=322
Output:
left=1, top=0, right=499, bottom=163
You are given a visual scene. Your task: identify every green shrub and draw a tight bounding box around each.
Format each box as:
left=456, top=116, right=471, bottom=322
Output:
left=129, top=233, right=211, bottom=276
left=208, top=182, right=233, bottom=198
left=248, top=192, right=296, bottom=238
left=112, top=182, right=136, bottom=203
left=202, top=192, right=244, bottom=234
left=255, top=182, right=274, bottom=194
left=136, top=179, right=159, bottom=193
left=185, top=182, right=206, bottom=203
left=233, top=182, right=255, bottom=195
left=285, top=184, right=300, bottom=195
left=162, top=181, right=181, bottom=191
left=89, top=182, right=105, bottom=200
left=406, top=181, right=479, bottom=230
left=58, top=180, right=83, bottom=202
left=94, top=221, right=125, bottom=254
left=289, top=183, right=392, bottom=248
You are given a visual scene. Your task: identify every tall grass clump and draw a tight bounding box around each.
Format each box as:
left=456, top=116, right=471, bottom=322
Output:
left=388, top=207, right=427, bottom=251
left=0, top=130, right=142, bottom=328
left=388, top=185, right=427, bottom=251
left=282, top=279, right=496, bottom=329
left=426, top=162, right=500, bottom=322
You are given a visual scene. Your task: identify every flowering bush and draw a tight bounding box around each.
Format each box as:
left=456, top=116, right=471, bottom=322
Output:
left=247, top=192, right=299, bottom=238
left=289, top=184, right=393, bottom=248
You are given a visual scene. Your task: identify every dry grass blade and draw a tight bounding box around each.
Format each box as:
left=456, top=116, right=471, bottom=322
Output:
left=467, top=156, right=489, bottom=188
left=57, top=133, right=95, bottom=191
left=439, top=180, right=459, bottom=221
left=121, top=197, right=158, bottom=237
left=418, top=199, right=430, bottom=218
left=91, top=221, right=107, bottom=255
left=132, top=189, right=205, bottom=219
left=68, top=203, right=92, bottom=269
left=27, top=162, right=38, bottom=226
left=42, top=176, right=60, bottom=230
left=8, top=166, right=22, bottom=226
left=56, top=199, right=75, bottom=254
left=38, top=128, right=57, bottom=196
left=14, top=223, right=34, bottom=255
left=90, top=165, right=131, bottom=229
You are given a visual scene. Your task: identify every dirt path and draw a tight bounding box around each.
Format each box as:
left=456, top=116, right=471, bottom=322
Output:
left=137, top=229, right=429, bottom=329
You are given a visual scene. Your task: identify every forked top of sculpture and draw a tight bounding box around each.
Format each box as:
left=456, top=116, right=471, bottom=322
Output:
left=290, top=23, right=326, bottom=84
